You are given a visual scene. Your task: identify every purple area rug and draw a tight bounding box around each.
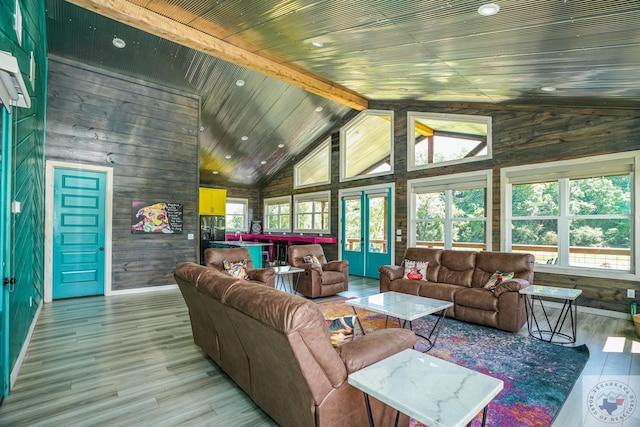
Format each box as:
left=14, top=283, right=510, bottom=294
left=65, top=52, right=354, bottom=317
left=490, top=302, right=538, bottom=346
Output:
left=319, top=299, right=589, bottom=427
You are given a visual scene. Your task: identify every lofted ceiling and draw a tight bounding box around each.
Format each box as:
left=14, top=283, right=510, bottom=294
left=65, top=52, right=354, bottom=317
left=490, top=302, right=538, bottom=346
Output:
left=46, top=0, right=640, bottom=186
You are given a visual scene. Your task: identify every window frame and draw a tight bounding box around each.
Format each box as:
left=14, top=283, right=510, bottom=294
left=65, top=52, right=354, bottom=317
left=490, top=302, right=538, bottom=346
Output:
left=225, top=198, right=249, bottom=232
left=340, top=109, right=394, bottom=183
left=407, top=112, right=492, bottom=171
left=293, top=191, right=331, bottom=234
left=501, top=151, right=640, bottom=279
left=263, top=195, right=292, bottom=233
left=294, top=137, right=331, bottom=189
left=407, top=170, right=492, bottom=250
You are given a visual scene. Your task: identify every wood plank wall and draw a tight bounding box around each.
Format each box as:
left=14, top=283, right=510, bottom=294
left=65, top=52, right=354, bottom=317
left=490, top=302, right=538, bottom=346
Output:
left=1, top=0, right=48, bottom=375
left=264, top=100, right=640, bottom=313
left=45, top=57, right=200, bottom=291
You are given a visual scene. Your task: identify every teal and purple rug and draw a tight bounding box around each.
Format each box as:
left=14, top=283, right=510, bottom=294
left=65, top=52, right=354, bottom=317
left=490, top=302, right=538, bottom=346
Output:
left=319, top=299, right=590, bottom=427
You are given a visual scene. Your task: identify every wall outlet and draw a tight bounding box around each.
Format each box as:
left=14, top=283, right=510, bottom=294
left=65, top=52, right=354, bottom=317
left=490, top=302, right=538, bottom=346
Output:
left=627, top=289, right=635, bottom=298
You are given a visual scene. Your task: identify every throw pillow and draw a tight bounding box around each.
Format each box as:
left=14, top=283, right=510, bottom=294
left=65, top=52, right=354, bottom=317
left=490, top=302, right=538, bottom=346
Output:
left=325, top=315, right=356, bottom=346
left=483, top=270, right=515, bottom=290
left=223, top=259, right=249, bottom=280
left=403, top=259, right=428, bottom=281
left=303, top=254, right=322, bottom=267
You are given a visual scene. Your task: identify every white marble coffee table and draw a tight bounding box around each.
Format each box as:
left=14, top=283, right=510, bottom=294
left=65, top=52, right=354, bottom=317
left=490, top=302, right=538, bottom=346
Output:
left=348, top=348, right=503, bottom=427
left=519, top=285, right=582, bottom=345
left=346, top=292, right=453, bottom=351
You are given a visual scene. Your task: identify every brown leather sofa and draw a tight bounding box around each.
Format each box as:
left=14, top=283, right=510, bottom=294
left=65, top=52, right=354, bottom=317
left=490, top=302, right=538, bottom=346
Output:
left=203, top=247, right=275, bottom=288
left=379, top=248, right=534, bottom=332
left=174, top=262, right=416, bottom=427
left=288, top=244, right=349, bottom=298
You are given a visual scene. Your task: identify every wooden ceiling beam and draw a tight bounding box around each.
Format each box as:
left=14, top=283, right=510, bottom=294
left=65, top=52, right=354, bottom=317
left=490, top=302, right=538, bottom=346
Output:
left=67, top=0, right=369, bottom=111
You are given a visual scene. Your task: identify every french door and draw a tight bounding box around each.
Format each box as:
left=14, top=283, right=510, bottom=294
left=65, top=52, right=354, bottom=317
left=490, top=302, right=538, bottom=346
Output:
left=0, top=108, right=10, bottom=401
left=340, top=185, right=393, bottom=278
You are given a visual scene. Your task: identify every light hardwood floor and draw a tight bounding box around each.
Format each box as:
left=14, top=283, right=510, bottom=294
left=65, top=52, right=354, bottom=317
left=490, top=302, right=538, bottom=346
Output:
left=0, top=277, right=638, bottom=427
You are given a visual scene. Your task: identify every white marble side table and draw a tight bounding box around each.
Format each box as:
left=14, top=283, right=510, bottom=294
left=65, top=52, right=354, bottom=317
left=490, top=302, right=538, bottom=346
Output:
left=348, top=348, right=503, bottom=427
left=272, top=266, right=304, bottom=293
left=519, top=285, right=582, bottom=345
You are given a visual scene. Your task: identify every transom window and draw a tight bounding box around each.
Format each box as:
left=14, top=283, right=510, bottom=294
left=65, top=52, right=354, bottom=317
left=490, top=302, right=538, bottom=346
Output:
left=502, top=152, right=638, bottom=276
left=408, top=112, right=492, bottom=170
left=264, top=196, right=291, bottom=232
left=226, top=198, right=248, bottom=231
left=408, top=171, right=492, bottom=250
left=294, top=138, right=331, bottom=189
left=340, top=110, right=393, bottom=182
left=293, top=191, right=330, bottom=233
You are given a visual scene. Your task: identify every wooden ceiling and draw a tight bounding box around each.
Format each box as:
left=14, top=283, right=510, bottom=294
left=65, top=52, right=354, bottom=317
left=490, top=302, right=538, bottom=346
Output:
left=48, top=0, right=640, bottom=185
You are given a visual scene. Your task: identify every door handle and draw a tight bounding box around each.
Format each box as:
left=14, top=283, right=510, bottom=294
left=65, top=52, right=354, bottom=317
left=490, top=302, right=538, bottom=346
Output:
left=99, top=247, right=104, bottom=251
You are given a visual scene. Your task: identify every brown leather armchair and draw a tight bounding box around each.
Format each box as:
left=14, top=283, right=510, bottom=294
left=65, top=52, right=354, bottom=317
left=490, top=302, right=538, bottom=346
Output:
left=288, top=244, right=348, bottom=298
left=203, top=247, right=275, bottom=287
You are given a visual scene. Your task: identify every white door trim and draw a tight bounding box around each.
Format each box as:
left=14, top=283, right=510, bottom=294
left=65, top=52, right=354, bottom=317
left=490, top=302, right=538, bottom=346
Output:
left=44, top=161, right=113, bottom=303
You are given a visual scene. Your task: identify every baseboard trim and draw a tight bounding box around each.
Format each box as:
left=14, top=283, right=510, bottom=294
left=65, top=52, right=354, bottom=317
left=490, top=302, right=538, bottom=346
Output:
left=541, top=300, right=630, bottom=320
left=110, top=284, right=178, bottom=296
left=10, top=300, right=43, bottom=389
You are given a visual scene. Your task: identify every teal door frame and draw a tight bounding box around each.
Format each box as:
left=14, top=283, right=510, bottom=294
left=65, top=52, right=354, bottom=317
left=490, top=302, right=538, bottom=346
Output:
left=339, top=184, right=394, bottom=279
left=44, top=161, right=113, bottom=303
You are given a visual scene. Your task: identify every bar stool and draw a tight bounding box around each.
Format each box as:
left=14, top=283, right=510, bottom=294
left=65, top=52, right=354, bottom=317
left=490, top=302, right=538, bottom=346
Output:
left=274, top=241, right=288, bottom=265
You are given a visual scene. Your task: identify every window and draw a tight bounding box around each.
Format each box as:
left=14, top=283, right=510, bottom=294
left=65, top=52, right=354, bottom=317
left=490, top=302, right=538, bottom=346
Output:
left=294, top=138, right=331, bottom=189
left=340, top=110, right=393, bottom=182
left=408, top=171, right=492, bottom=250
left=293, top=191, right=330, bottom=233
left=226, top=198, right=248, bottom=231
left=502, top=152, right=639, bottom=276
left=264, top=196, right=291, bottom=232
left=407, top=112, right=492, bottom=170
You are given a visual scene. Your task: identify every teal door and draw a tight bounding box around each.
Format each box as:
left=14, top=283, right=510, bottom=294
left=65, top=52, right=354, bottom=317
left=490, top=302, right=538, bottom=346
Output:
left=341, top=187, right=392, bottom=278
left=53, top=168, right=107, bottom=299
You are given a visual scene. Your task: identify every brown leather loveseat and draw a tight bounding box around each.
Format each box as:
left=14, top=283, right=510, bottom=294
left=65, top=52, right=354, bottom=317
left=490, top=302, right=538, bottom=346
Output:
left=174, top=262, right=416, bottom=427
left=379, top=248, right=534, bottom=332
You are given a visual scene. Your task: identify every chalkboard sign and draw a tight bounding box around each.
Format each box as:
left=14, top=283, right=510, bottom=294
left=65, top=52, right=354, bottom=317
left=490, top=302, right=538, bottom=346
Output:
left=131, top=201, right=183, bottom=234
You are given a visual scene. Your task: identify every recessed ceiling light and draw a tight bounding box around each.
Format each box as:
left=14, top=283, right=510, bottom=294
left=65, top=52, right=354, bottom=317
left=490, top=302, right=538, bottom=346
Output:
left=478, top=3, right=500, bottom=16
left=315, top=106, right=323, bottom=112
left=212, top=170, right=219, bottom=174
left=241, top=136, right=248, bottom=141
left=261, top=160, right=267, bottom=165
left=541, top=86, right=557, bottom=92
left=278, top=144, right=285, bottom=148
left=225, top=155, right=232, bottom=159
left=235, top=79, right=245, bottom=87
left=311, top=40, right=324, bottom=47
left=112, top=37, right=126, bottom=49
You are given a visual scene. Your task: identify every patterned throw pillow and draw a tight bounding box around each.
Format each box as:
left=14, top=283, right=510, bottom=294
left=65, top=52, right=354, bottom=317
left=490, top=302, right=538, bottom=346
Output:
left=303, top=254, right=322, bottom=267
left=325, top=315, right=356, bottom=346
left=403, top=259, right=428, bottom=281
left=223, top=259, right=249, bottom=280
left=483, top=270, right=515, bottom=290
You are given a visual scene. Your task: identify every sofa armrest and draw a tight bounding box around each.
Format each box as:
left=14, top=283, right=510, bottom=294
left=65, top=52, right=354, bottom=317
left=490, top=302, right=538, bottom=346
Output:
left=493, top=278, right=530, bottom=297
left=324, top=260, right=348, bottom=272
left=335, top=329, right=416, bottom=375
left=247, top=267, right=274, bottom=284
left=379, top=265, right=404, bottom=281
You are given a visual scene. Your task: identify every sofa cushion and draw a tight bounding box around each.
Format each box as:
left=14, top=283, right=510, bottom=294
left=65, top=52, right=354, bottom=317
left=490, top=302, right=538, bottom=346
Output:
left=437, top=250, right=476, bottom=287
left=455, top=288, right=499, bottom=311
left=388, top=279, right=422, bottom=295
left=223, top=259, right=249, bottom=280
left=403, top=260, right=428, bottom=281
left=472, top=251, right=534, bottom=288
left=402, top=248, right=442, bottom=281
left=483, top=270, right=515, bottom=290
left=417, top=282, right=461, bottom=303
